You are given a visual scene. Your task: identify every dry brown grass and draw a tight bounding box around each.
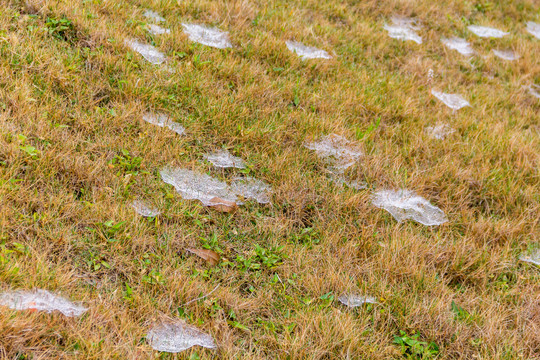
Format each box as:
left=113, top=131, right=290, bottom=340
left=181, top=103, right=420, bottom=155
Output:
left=0, top=0, right=538, bottom=358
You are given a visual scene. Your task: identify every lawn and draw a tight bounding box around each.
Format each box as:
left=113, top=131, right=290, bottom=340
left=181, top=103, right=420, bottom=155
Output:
left=0, top=0, right=538, bottom=358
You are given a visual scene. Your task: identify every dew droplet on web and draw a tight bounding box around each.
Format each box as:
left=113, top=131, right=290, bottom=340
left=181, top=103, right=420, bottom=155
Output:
left=372, top=189, right=448, bottom=226
left=142, top=113, right=185, bottom=135
left=467, top=25, right=508, bottom=38
left=181, top=23, right=232, bottom=49
left=203, top=150, right=246, bottom=169
left=441, top=37, right=474, bottom=56
left=0, top=289, right=87, bottom=317
left=125, top=39, right=166, bottom=65
left=338, top=293, right=378, bottom=308
left=431, top=89, right=470, bottom=111
left=492, top=49, right=520, bottom=61
left=147, top=320, right=217, bottom=353
left=286, top=40, right=332, bottom=60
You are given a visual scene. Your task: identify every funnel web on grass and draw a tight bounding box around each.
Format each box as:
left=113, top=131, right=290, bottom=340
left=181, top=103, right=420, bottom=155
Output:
left=338, top=293, right=378, bottom=308
left=431, top=90, right=470, bottom=111
left=0, top=289, right=87, bottom=317
left=390, top=16, right=422, bottom=30
left=468, top=25, right=508, bottom=38
left=519, top=249, right=540, bottom=266
left=204, top=150, right=246, bottom=169
left=384, top=16, right=422, bottom=44
left=147, top=24, right=170, bottom=35
left=125, top=39, right=166, bottom=65
left=304, top=134, right=362, bottom=171
left=142, top=113, right=185, bottom=135
left=330, top=173, right=367, bottom=190
left=181, top=23, right=232, bottom=49
left=160, top=168, right=271, bottom=207
left=527, top=22, right=540, bottom=39
left=147, top=320, right=216, bottom=353
left=144, top=10, right=165, bottom=23
left=230, top=176, right=271, bottom=204
left=492, top=49, right=520, bottom=61
left=372, top=189, right=448, bottom=226
left=425, top=123, right=456, bottom=140
left=160, top=168, right=236, bottom=206
left=132, top=200, right=161, bottom=217
left=442, top=37, right=474, bottom=56
left=286, top=40, right=332, bottom=60
left=529, top=85, right=540, bottom=99
left=305, top=134, right=364, bottom=190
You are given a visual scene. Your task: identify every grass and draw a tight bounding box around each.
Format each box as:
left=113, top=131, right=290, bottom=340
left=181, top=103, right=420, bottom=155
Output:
left=0, top=0, right=539, bottom=358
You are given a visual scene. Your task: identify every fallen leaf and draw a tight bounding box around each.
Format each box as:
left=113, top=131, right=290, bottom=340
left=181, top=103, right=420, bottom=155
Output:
left=186, top=248, right=220, bottom=266
left=28, top=301, right=37, bottom=312
left=208, top=197, right=237, bottom=213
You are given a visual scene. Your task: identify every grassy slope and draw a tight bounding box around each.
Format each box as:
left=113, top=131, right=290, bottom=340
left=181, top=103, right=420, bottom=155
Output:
left=0, top=0, right=538, bottom=358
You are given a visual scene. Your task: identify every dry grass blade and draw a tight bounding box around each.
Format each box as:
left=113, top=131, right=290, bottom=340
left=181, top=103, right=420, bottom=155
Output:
left=186, top=248, right=221, bottom=266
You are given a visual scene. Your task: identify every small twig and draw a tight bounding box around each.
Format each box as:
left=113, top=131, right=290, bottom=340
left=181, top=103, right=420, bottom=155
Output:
left=182, top=285, right=220, bottom=307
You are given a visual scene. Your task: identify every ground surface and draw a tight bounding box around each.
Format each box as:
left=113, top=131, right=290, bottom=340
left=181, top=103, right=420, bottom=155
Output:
left=0, top=0, right=539, bottom=358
